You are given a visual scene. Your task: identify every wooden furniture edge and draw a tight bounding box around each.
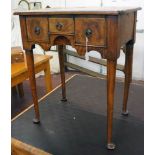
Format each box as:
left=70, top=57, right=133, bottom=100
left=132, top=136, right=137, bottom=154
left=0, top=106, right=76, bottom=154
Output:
left=12, top=61, right=51, bottom=87
left=12, top=138, right=52, bottom=155
left=13, top=7, right=141, bottom=16
left=11, top=54, right=53, bottom=78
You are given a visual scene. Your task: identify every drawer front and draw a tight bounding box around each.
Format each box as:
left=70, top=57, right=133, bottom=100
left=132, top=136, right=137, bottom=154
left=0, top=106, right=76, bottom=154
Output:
left=49, top=18, right=74, bottom=34
left=26, top=17, right=49, bottom=42
left=75, top=18, right=106, bottom=46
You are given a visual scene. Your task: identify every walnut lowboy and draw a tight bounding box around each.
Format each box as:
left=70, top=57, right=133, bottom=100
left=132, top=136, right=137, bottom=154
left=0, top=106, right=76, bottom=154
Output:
left=14, top=7, right=141, bottom=150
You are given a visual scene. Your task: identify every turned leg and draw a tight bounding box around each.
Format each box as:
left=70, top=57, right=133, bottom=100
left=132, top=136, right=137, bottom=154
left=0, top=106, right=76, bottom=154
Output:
left=58, top=45, right=67, bottom=102
left=122, top=43, right=134, bottom=116
left=25, top=50, right=40, bottom=123
left=107, top=60, right=117, bottom=150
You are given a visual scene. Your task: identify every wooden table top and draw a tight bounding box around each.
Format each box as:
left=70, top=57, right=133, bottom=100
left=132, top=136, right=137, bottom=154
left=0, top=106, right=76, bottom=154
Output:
left=11, top=54, right=52, bottom=78
left=14, top=7, right=141, bottom=16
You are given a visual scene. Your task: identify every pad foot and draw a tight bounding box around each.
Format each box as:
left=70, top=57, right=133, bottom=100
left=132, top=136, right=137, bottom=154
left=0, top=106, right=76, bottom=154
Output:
left=121, top=110, right=129, bottom=116
left=107, top=143, right=116, bottom=150
left=61, top=98, right=67, bottom=102
left=33, top=118, right=40, bottom=124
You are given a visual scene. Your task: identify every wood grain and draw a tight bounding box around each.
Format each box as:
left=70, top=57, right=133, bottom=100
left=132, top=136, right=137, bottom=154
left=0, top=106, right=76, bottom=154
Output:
left=25, top=50, right=40, bottom=123
left=49, top=18, right=74, bottom=34
left=119, top=13, right=135, bottom=45
left=15, top=7, right=140, bottom=149
left=58, top=45, right=67, bottom=101
left=122, top=42, right=134, bottom=114
left=75, top=18, right=106, bottom=46
left=26, top=17, right=49, bottom=43
left=107, top=60, right=117, bottom=146
left=14, top=7, right=141, bottom=16
left=11, top=54, right=53, bottom=93
left=12, top=138, right=52, bottom=155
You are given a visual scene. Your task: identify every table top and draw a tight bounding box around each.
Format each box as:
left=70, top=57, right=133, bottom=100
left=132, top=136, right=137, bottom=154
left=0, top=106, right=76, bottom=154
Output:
left=14, top=7, right=141, bottom=16
left=11, top=54, right=52, bottom=78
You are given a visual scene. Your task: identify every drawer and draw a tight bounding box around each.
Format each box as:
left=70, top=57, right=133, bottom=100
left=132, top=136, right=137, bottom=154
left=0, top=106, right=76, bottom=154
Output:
left=49, top=18, right=74, bottom=34
left=75, top=18, right=106, bottom=46
left=26, top=17, right=49, bottom=42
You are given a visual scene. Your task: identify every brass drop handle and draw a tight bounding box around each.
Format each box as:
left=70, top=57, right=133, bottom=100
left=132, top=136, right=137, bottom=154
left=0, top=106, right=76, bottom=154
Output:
left=56, top=22, right=63, bottom=31
left=85, top=29, right=92, bottom=37
left=34, top=26, right=41, bottom=35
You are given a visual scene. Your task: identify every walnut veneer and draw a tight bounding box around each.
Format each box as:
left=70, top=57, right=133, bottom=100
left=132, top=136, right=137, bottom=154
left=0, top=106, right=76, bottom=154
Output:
left=14, top=7, right=141, bottom=150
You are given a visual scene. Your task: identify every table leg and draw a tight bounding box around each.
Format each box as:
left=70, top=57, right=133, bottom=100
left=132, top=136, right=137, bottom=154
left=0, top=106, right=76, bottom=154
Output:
left=122, top=42, right=134, bottom=116
left=63, top=46, right=69, bottom=72
left=44, top=61, right=52, bottom=93
left=17, top=83, right=24, bottom=98
left=25, top=50, right=40, bottom=123
left=58, top=45, right=67, bottom=102
left=107, top=59, right=117, bottom=150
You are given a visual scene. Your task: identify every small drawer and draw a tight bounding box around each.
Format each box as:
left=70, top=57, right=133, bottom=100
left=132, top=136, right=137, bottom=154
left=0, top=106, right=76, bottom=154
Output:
left=49, top=18, right=74, bottom=34
left=26, top=17, right=49, bottom=42
left=75, top=18, right=106, bottom=46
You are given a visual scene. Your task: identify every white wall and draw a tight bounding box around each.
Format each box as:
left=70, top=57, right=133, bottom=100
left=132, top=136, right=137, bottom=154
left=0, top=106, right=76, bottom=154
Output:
left=11, top=0, right=144, bottom=80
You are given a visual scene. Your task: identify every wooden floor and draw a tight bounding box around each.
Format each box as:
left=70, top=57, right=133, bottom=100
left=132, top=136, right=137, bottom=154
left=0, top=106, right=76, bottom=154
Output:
left=11, top=71, right=76, bottom=118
